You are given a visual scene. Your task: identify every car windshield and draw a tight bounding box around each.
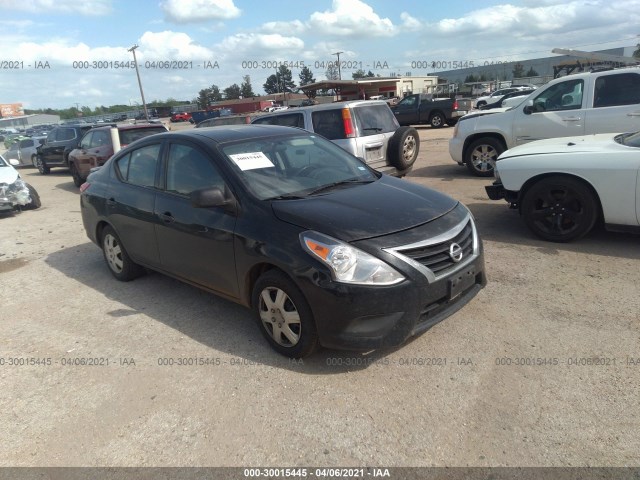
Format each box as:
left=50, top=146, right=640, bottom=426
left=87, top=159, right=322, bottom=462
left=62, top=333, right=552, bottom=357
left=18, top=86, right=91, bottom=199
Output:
left=220, top=133, right=378, bottom=200
left=616, top=131, right=640, bottom=148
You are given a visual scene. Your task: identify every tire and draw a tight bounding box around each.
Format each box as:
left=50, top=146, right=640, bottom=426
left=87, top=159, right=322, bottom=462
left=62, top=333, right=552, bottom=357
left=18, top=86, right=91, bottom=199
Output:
left=464, top=137, right=504, bottom=177
left=252, top=270, right=319, bottom=358
left=476, top=101, right=487, bottom=108
left=31, top=154, right=38, bottom=168
left=70, top=163, right=85, bottom=188
left=387, top=126, right=420, bottom=171
left=22, top=184, right=41, bottom=210
left=101, top=226, right=145, bottom=281
left=36, top=155, right=50, bottom=175
left=429, top=112, right=445, bottom=128
left=521, top=176, right=598, bottom=242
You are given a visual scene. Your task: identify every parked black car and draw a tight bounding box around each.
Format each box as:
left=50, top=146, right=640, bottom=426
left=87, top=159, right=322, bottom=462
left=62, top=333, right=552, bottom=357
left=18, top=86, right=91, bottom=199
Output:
left=36, top=125, right=94, bottom=174
left=80, top=125, right=486, bottom=357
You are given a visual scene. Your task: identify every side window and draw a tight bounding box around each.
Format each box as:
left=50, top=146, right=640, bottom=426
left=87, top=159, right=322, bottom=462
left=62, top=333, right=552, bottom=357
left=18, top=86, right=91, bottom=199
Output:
left=58, top=128, right=76, bottom=141
left=594, top=73, right=640, bottom=108
left=311, top=110, right=346, bottom=140
left=165, top=144, right=223, bottom=196
left=253, top=113, right=304, bottom=128
left=20, top=139, right=34, bottom=148
left=90, top=130, right=110, bottom=148
left=47, top=129, right=58, bottom=143
left=122, top=144, right=161, bottom=188
left=531, top=79, right=583, bottom=112
left=116, top=152, right=130, bottom=179
left=79, top=132, right=93, bottom=149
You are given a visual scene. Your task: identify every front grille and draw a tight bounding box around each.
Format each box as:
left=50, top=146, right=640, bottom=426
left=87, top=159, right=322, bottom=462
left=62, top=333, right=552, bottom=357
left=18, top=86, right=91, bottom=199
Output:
left=396, top=221, right=474, bottom=275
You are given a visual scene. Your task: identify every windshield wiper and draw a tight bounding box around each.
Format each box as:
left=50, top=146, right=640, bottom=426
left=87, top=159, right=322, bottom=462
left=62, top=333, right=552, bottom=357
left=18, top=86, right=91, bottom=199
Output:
left=306, top=178, right=374, bottom=196
left=266, top=194, right=306, bottom=200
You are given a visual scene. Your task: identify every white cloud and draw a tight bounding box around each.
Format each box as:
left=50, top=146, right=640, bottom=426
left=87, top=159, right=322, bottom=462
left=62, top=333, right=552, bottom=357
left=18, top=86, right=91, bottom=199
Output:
left=0, top=0, right=112, bottom=15
left=160, top=0, right=241, bottom=23
left=138, top=31, right=214, bottom=59
left=216, top=33, right=304, bottom=57
left=308, top=0, right=396, bottom=37
left=260, top=20, right=306, bottom=35
left=400, top=12, right=421, bottom=32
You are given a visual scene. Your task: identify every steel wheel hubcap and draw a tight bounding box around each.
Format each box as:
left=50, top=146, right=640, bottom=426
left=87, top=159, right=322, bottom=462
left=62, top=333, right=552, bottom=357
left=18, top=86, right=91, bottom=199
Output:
left=403, top=136, right=416, bottom=160
left=259, top=287, right=301, bottom=347
left=104, top=234, right=124, bottom=273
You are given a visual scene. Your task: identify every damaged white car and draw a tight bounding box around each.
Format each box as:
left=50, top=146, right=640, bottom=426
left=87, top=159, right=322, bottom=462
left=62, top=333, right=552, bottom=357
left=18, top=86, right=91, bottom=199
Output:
left=0, top=155, right=41, bottom=212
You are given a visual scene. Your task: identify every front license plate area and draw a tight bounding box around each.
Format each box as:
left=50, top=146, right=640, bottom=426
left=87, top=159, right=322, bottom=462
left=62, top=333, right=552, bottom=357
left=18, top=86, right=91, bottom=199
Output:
left=448, top=267, right=477, bottom=300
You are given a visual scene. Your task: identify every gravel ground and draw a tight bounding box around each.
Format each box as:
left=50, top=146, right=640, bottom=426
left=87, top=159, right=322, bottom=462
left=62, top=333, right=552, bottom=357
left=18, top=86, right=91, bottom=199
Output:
left=0, top=125, right=639, bottom=468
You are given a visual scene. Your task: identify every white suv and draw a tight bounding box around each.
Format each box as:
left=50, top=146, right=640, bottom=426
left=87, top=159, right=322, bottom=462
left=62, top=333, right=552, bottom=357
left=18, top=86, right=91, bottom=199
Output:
left=450, top=67, right=640, bottom=176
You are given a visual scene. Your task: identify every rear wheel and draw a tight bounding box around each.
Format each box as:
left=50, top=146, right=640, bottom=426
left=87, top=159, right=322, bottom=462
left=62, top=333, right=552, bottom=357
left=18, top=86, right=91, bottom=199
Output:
left=101, top=226, right=145, bottom=281
left=252, top=270, right=319, bottom=358
left=429, top=112, right=445, bottom=128
left=31, top=154, right=38, bottom=167
left=464, top=137, right=504, bottom=177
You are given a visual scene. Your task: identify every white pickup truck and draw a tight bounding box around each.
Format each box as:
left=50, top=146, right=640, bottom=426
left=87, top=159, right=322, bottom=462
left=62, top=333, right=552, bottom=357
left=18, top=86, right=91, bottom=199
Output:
left=449, top=66, right=640, bottom=176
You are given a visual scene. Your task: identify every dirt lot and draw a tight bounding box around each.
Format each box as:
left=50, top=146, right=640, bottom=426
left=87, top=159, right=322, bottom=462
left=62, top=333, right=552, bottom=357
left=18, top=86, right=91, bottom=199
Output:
left=1, top=125, right=639, bottom=468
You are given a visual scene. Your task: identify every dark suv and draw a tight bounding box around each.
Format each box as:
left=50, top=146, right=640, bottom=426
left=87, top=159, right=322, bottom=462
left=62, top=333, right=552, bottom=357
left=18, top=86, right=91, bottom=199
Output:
left=36, top=125, right=93, bottom=174
left=68, top=123, right=167, bottom=186
left=251, top=100, right=419, bottom=176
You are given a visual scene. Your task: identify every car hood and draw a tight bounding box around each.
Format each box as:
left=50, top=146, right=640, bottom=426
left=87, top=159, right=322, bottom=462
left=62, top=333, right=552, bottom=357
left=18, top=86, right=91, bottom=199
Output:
left=499, top=133, right=624, bottom=160
left=0, top=166, right=19, bottom=184
left=271, top=175, right=458, bottom=242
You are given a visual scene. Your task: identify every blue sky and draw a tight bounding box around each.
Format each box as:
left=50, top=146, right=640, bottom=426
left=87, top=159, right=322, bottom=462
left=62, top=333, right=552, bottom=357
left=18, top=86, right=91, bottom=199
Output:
left=0, top=0, right=638, bottom=109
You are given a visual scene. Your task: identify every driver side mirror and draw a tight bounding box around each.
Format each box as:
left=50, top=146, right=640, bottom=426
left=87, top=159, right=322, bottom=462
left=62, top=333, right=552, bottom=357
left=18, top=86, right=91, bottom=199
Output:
left=523, top=100, right=534, bottom=115
left=190, top=186, right=236, bottom=212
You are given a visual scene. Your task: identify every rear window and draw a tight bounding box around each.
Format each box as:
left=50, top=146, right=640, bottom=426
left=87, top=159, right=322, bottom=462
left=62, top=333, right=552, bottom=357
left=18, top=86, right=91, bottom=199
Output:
left=119, top=127, right=166, bottom=145
left=352, top=104, right=398, bottom=136
left=252, top=113, right=304, bottom=129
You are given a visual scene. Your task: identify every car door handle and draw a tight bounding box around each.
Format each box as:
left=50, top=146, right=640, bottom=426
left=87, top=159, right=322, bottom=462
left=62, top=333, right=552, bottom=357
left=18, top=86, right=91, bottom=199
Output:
left=158, top=212, right=175, bottom=223
left=365, top=142, right=384, bottom=149
left=106, top=197, right=116, bottom=206
left=562, top=117, right=581, bottom=122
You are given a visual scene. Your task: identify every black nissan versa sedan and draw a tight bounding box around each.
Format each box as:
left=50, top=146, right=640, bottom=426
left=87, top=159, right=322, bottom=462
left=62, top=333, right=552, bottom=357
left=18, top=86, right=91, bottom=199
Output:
left=80, top=125, right=486, bottom=357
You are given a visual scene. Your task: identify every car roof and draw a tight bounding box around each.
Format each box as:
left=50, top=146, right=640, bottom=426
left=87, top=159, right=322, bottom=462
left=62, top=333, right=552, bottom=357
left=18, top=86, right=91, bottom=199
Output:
left=142, top=124, right=307, bottom=144
left=90, top=123, right=166, bottom=132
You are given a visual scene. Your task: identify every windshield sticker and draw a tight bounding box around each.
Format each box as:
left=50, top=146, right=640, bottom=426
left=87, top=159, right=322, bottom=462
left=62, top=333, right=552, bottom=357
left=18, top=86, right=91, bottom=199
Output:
left=228, top=152, right=274, bottom=170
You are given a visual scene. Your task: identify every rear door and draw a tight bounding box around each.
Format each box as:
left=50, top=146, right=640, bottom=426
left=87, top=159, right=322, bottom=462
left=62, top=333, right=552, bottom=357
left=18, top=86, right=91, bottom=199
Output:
left=154, top=141, right=238, bottom=297
left=585, top=71, right=640, bottom=134
left=106, top=142, right=163, bottom=268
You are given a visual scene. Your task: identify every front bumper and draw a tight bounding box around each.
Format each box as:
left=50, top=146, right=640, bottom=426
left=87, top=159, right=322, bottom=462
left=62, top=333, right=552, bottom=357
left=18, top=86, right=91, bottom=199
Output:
left=301, top=253, right=486, bottom=351
left=448, top=136, right=464, bottom=164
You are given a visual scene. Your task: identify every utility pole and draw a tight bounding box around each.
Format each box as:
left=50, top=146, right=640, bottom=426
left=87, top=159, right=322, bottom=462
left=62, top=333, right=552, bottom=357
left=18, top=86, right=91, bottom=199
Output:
left=332, top=51, right=343, bottom=80
left=128, top=44, right=149, bottom=121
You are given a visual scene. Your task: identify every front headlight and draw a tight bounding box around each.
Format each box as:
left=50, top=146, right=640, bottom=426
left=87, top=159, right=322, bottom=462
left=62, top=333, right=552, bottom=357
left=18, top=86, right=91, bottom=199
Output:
left=300, top=231, right=405, bottom=285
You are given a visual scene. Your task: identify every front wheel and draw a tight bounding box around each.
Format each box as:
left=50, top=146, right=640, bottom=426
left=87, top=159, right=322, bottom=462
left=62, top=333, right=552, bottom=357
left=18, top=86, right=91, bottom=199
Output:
left=252, top=270, right=319, bottom=358
left=36, top=156, right=50, bottom=175
left=101, top=226, right=145, bottom=281
left=22, top=184, right=41, bottom=210
left=521, top=176, right=599, bottom=242
left=70, top=163, right=85, bottom=187
left=464, top=138, right=504, bottom=177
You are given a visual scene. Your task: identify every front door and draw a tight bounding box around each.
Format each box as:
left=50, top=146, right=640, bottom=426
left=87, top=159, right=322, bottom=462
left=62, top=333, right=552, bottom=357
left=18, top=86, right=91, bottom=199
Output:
left=513, top=77, right=586, bottom=145
left=154, top=142, right=238, bottom=298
